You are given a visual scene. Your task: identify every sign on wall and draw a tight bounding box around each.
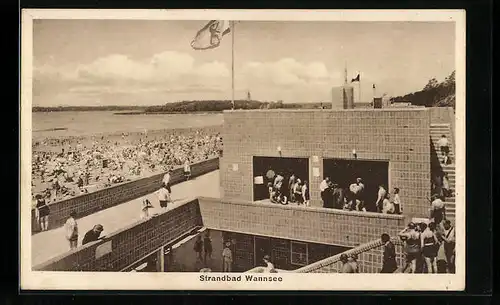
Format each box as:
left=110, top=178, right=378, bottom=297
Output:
left=254, top=176, right=264, bottom=184
left=95, top=241, right=112, bottom=259
left=312, top=156, right=319, bottom=163
left=232, top=163, right=239, bottom=171
left=312, top=167, right=320, bottom=177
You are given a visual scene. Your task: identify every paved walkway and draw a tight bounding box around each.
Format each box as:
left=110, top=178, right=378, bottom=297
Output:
left=32, top=170, right=221, bottom=267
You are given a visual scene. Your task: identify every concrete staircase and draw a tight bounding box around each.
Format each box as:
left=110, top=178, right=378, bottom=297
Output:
left=430, top=123, right=456, bottom=222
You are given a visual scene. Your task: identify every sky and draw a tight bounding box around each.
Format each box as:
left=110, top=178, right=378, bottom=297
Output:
left=32, top=20, right=455, bottom=106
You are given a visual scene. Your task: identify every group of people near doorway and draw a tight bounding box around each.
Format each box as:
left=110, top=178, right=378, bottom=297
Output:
left=320, top=176, right=402, bottom=214
left=266, top=170, right=310, bottom=206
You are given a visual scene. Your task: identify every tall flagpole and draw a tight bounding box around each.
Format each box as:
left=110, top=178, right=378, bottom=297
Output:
left=358, top=72, right=361, bottom=104
left=231, top=21, right=235, bottom=110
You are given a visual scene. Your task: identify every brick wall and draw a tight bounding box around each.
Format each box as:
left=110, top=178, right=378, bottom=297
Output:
left=429, top=107, right=454, bottom=125
left=219, top=231, right=350, bottom=272
left=197, top=197, right=406, bottom=248
left=33, top=199, right=202, bottom=271
left=221, top=109, right=432, bottom=217
left=31, top=158, right=219, bottom=234
left=294, top=238, right=405, bottom=273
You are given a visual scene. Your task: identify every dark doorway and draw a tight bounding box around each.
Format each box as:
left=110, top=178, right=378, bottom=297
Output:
left=254, top=236, right=271, bottom=267
left=323, top=158, right=389, bottom=212
left=253, top=156, right=309, bottom=201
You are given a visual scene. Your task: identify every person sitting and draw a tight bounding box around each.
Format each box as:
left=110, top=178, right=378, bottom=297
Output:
left=382, top=194, right=395, bottom=214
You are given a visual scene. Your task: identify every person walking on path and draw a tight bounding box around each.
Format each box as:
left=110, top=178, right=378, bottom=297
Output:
left=156, top=182, right=171, bottom=210
left=64, top=211, right=79, bottom=250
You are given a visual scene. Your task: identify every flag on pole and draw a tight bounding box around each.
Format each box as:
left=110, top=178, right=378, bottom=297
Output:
left=373, top=84, right=376, bottom=89
left=351, top=74, right=360, bottom=83
left=191, top=20, right=231, bottom=50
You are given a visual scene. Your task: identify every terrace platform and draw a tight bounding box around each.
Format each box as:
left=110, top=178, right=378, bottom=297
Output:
left=31, top=170, right=221, bottom=267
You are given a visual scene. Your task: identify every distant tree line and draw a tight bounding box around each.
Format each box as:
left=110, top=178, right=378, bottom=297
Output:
left=32, top=105, right=148, bottom=112
left=33, top=100, right=329, bottom=113
left=390, top=71, right=455, bottom=108
left=144, top=100, right=326, bottom=113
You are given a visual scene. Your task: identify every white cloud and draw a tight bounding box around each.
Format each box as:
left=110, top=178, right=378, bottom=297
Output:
left=34, top=53, right=347, bottom=105
left=241, top=58, right=340, bottom=87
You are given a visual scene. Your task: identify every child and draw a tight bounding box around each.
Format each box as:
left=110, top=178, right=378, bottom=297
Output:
left=140, top=199, right=154, bottom=220
left=222, top=241, right=233, bottom=272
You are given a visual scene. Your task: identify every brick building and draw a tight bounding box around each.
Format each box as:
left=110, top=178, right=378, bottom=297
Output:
left=32, top=107, right=455, bottom=274
left=221, top=108, right=432, bottom=218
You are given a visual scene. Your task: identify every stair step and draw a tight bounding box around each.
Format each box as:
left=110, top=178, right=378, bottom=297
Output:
left=430, top=123, right=451, bottom=126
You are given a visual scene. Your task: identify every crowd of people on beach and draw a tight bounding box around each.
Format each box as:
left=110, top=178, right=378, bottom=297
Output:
left=31, top=130, right=223, bottom=204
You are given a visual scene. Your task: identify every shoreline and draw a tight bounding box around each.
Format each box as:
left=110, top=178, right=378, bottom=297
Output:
left=32, top=124, right=223, bottom=147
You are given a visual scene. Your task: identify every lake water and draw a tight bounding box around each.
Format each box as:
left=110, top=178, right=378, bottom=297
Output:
left=32, top=111, right=224, bottom=139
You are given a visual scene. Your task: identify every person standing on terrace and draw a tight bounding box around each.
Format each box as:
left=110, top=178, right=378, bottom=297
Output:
left=288, top=173, right=296, bottom=203
left=376, top=185, right=387, bottom=213
left=392, top=188, right=402, bottom=214
left=349, top=178, right=364, bottom=211
left=320, top=176, right=330, bottom=207
left=293, top=179, right=303, bottom=204
left=301, top=180, right=310, bottom=206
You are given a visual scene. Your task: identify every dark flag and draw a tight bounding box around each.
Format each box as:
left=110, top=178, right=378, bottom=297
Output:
left=373, top=84, right=376, bottom=89
left=351, top=74, right=360, bottom=83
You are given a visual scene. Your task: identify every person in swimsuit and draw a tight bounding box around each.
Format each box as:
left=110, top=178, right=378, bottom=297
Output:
left=421, top=222, right=440, bottom=273
left=35, top=194, right=50, bottom=231
left=399, top=222, right=421, bottom=273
